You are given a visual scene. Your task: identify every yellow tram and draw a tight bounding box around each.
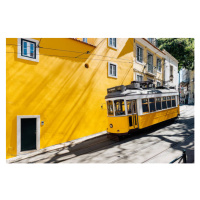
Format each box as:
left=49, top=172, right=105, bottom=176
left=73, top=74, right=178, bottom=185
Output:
left=105, top=81, right=180, bottom=135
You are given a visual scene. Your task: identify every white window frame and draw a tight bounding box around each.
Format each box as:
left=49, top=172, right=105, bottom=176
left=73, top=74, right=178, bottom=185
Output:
left=108, top=62, right=118, bottom=78
left=147, top=51, right=154, bottom=74
left=108, top=38, right=117, bottom=49
left=17, top=115, right=40, bottom=155
left=17, top=38, right=39, bottom=62
left=157, top=57, right=162, bottom=73
left=157, top=81, right=161, bottom=87
left=135, top=72, right=143, bottom=81
left=136, top=44, right=144, bottom=64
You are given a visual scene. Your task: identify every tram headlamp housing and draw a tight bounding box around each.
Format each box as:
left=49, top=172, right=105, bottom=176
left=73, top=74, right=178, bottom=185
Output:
left=110, top=124, right=113, bottom=128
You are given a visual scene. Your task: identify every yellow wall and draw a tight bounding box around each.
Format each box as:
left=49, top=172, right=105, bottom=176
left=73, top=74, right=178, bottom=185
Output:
left=133, top=39, right=164, bottom=84
left=6, top=38, right=134, bottom=158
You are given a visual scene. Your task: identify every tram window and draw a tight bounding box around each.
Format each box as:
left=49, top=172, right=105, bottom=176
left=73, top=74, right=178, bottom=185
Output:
left=167, top=96, right=171, bottom=108
left=149, top=98, right=156, bottom=112
left=162, top=97, right=167, bottom=109
left=107, top=101, right=114, bottom=116
left=142, top=98, right=149, bottom=113
left=126, top=100, right=136, bottom=114
left=114, top=100, right=125, bottom=116
left=127, top=100, right=133, bottom=114
left=156, top=97, right=162, bottom=110
left=172, top=96, right=176, bottom=107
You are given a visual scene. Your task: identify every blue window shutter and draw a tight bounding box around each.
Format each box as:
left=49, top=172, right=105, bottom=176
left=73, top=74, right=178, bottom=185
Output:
left=113, top=38, right=116, bottom=47
left=109, top=38, right=112, bottom=46
left=23, top=41, right=27, bottom=55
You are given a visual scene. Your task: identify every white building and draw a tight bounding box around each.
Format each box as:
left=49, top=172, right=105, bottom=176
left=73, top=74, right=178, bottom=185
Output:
left=162, top=49, right=179, bottom=90
left=179, top=68, right=194, bottom=104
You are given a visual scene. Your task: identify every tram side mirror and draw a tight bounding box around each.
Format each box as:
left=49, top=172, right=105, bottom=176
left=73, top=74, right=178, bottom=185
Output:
left=101, top=103, right=107, bottom=110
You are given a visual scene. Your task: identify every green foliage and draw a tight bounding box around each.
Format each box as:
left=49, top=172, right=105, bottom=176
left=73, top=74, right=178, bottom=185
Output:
left=157, top=38, right=194, bottom=71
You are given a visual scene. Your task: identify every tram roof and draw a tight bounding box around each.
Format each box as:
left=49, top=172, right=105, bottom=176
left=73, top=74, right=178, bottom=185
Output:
left=105, top=84, right=178, bottom=99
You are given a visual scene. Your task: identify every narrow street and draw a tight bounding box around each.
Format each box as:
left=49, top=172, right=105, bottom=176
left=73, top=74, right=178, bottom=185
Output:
left=13, top=105, right=194, bottom=163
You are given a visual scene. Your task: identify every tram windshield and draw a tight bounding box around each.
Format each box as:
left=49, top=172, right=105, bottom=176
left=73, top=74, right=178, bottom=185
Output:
left=127, top=100, right=136, bottom=114
left=114, top=99, right=125, bottom=116
left=107, top=101, right=114, bottom=116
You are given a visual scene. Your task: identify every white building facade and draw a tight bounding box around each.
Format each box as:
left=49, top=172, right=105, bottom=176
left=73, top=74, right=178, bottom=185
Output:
left=162, top=49, right=179, bottom=89
left=179, top=68, right=194, bottom=104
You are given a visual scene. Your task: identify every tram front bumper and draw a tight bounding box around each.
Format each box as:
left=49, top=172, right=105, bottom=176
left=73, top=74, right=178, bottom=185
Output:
left=107, top=116, right=130, bottom=134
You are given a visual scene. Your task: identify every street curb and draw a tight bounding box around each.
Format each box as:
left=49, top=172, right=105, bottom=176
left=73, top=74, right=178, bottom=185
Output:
left=7, top=131, right=107, bottom=164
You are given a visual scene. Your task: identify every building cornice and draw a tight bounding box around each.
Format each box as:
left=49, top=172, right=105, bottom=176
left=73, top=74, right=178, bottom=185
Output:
left=142, top=38, right=166, bottom=55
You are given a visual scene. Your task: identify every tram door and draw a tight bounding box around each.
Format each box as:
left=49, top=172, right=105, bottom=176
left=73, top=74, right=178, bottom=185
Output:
left=127, top=100, right=138, bottom=129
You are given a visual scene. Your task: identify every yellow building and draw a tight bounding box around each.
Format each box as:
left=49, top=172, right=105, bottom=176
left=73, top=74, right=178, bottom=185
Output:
left=6, top=38, right=135, bottom=159
left=133, top=38, right=165, bottom=86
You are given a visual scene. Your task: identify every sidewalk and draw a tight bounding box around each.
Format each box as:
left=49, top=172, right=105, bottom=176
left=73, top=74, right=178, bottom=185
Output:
left=7, top=131, right=107, bottom=164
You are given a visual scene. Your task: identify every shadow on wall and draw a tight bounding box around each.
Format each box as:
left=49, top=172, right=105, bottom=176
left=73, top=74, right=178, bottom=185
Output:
left=7, top=38, right=135, bottom=158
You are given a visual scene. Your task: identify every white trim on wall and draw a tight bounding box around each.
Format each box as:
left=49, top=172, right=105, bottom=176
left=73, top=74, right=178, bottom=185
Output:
left=17, top=115, right=40, bottom=155
left=17, top=38, right=39, bottom=62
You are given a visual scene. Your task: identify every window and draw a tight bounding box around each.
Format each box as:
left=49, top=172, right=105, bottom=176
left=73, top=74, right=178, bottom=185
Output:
left=17, top=38, right=39, bottom=62
left=162, top=97, right=167, bottom=109
left=148, top=38, right=153, bottom=43
left=126, top=100, right=137, bottom=114
left=157, top=58, right=161, bottom=72
left=136, top=74, right=143, bottom=81
left=147, top=52, right=153, bottom=73
left=149, top=98, right=156, bottom=112
left=170, top=65, right=173, bottom=76
left=142, top=99, right=149, bottom=113
left=157, top=81, right=161, bottom=87
left=170, top=65, right=173, bottom=81
left=107, top=101, right=114, bottom=116
left=167, top=96, right=171, bottom=108
left=21, top=39, right=36, bottom=58
left=108, top=38, right=117, bottom=49
left=83, top=38, right=87, bottom=43
left=114, top=100, right=125, bottom=116
left=108, top=62, right=117, bottom=78
left=136, top=45, right=143, bottom=63
left=156, top=97, right=162, bottom=110
left=172, top=96, right=176, bottom=107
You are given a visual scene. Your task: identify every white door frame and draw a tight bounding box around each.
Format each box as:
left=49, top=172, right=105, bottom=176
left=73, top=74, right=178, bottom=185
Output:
left=17, top=115, right=40, bottom=155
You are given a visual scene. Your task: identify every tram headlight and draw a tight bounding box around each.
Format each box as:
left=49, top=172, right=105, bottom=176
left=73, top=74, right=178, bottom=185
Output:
left=110, top=124, right=113, bottom=128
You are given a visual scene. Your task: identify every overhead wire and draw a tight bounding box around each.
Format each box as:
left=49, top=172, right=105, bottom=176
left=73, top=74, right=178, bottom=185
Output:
left=6, top=51, right=132, bottom=64
left=6, top=38, right=133, bottom=62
